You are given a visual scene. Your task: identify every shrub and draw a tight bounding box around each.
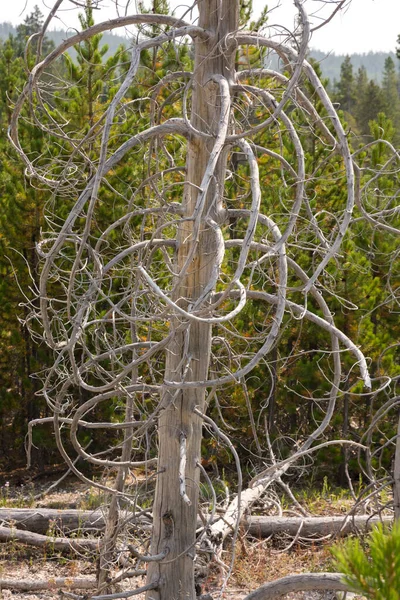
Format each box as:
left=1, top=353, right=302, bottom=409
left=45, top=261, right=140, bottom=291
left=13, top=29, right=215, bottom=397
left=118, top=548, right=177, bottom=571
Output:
left=332, top=520, right=400, bottom=600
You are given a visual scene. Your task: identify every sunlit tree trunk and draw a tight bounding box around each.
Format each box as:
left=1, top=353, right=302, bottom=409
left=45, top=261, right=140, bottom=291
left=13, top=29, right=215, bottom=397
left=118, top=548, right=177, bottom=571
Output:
left=146, top=2, right=238, bottom=598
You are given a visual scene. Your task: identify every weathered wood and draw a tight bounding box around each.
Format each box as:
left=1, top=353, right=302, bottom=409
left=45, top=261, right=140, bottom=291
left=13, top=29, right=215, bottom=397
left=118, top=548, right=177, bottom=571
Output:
left=0, top=508, right=390, bottom=539
left=0, top=578, right=96, bottom=591
left=0, top=508, right=106, bottom=535
left=242, top=573, right=351, bottom=600
left=146, top=2, right=238, bottom=600
left=209, top=480, right=284, bottom=544
left=0, top=525, right=99, bottom=553
left=246, top=515, right=392, bottom=538
left=98, top=394, right=136, bottom=591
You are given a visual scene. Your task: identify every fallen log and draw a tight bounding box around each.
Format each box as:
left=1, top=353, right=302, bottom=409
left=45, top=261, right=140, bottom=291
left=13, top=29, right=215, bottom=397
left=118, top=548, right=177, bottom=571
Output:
left=0, top=508, right=392, bottom=539
left=0, top=573, right=351, bottom=598
left=242, top=573, right=351, bottom=600
left=0, top=525, right=99, bottom=553
left=0, top=578, right=96, bottom=591
left=246, top=514, right=392, bottom=538
left=0, top=508, right=107, bottom=535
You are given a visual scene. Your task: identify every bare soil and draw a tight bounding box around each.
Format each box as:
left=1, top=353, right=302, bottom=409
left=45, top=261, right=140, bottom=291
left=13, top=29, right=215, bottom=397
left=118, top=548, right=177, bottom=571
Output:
left=0, top=475, right=352, bottom=600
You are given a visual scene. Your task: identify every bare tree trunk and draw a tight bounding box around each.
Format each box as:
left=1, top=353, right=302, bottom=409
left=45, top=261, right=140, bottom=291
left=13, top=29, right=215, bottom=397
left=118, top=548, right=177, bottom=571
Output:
left=146, top=2, right=238, bottom=598
left=0, top=508, right=106, bottom=534
left=97, top=396, right=134, bottom=591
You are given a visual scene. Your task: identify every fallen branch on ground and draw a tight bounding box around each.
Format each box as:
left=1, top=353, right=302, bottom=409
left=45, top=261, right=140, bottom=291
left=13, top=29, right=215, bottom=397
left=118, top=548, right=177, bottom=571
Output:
left=0, top=508, right=108, bottom=535
left=0, top=508, right=391, bottom=539
left=0, top=508, right=151, bottom=535
left=246, top=514, right=392, bottom=538
left=0, top=525, right=99, bottom=553
left=0, top=578, right=96, bottom=591
left=242, top=573, right=351, bottom=600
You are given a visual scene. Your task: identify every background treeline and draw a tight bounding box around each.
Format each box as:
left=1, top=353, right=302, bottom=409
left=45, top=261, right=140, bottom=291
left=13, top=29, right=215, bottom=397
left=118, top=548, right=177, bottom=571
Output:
left=0, top=18, right=396, bottom=84
left=0, top=12, right=127, bottom=62
left=0, top=4, right=399, bottom=484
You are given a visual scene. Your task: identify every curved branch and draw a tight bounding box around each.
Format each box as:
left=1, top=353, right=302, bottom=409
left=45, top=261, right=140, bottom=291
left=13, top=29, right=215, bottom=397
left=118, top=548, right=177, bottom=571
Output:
left=242, top=573, right=350, bottom=600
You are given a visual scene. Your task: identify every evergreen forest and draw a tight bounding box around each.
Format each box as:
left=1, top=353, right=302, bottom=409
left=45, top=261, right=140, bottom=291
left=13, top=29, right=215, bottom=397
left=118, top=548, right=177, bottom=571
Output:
left=0, top=2, right=398, bottom=483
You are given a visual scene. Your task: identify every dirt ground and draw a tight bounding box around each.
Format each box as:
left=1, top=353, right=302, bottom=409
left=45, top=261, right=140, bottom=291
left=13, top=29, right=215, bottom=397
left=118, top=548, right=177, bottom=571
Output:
left=0, top=475, right=355, bottom=600
left=0, top=545, right=340, bottom=600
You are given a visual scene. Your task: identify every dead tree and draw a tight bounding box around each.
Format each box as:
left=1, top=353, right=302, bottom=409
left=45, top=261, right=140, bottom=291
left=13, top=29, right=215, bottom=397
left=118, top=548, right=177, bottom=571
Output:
left=9, top=0, right=399, bottom=599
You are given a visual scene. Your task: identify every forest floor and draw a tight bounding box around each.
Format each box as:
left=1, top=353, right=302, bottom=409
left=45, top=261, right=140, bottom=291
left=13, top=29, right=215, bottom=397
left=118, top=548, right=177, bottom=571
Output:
left=0, top=469, right=361, bottom=600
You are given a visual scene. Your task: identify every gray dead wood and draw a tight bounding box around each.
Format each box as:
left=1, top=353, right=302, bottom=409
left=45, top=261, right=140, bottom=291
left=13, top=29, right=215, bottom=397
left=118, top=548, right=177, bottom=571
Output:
left=145, top=3, right=238, bottom=599
left=0, top=578, right=96, bottom=591
left=246, top=515, right=392, bottom=538
left=0, top=525, right=99, bottom=553
left=0, top=509, right=390, bottom=539
left=0, top=508, right=107, bottom=535
left=242, top=573, right=350, bottom=600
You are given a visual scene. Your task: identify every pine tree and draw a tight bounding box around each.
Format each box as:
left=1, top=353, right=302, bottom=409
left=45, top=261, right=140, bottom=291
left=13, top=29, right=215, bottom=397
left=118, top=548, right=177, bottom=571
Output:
left=353, top=66, right=368, bottom=133
left=334, top=55, right=356, bottom=114
left=0, top=2, right=127, bottom=468
left=381, top=56, right=400, bottom=141
left=332, top=522, right=400, bottom=599
left=0, top=37, right=24, bottom=125
left=15, top=5, right=54, bottom=57
left=356, top=79, right=385, bottom=136
left=0, top=34, right=52, bottom=466
left=60, top=1, right=126, bottom=132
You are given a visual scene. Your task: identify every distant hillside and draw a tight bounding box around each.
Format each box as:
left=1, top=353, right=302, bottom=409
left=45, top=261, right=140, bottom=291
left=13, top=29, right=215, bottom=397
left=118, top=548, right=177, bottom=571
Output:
left=0, top=22, right=127, bottom=58
left=0, top=22, right=16, bottom=40
left=310, top=49, right=398, bottom=85
left=0, top=22, right=398, bottom=85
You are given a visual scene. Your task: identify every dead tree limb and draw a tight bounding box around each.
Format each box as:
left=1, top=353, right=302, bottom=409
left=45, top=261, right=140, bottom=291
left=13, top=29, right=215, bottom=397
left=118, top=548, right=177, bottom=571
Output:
left=246, top=515, right=392, bottom=538
left=0, top=509, right=390, bottom=538
left=0, top=508, right=108, bottom=534
left=0, top=526, right=99, bottom=553
left=242, top=573, right=351, bottom=600
left=0, top=578, right=96, bottom=591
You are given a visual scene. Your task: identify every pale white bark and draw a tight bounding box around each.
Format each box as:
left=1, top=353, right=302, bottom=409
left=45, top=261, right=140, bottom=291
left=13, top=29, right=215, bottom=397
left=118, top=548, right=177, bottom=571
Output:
left=146, top=4, right=239, bottom=598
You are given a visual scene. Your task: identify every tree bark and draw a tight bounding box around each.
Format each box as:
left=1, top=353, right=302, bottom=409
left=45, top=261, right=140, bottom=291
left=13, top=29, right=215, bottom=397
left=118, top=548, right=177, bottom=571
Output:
left=0, top=578, right=96, bottom=591
left=0, top=525, right=98, bottom=553
left=0, top=508, right=389, bottom=538
left=146, top=2, right=238, bottom=598
left=242, top=573, right=351, bottom=600
left=0, top=508, right=109, bottom=534
left=246, top=514, right=392, bottom=538
left=97, top=396, right=135, bottom=591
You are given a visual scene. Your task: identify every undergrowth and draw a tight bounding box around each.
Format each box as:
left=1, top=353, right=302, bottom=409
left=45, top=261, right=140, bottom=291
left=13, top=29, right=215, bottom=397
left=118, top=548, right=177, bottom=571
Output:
left=332, top=521, right=400, bottom=600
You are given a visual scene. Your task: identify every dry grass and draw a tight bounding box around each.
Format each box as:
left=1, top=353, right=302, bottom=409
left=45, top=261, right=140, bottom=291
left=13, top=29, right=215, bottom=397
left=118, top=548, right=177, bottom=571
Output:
left=232, top=539, right=333, bottom=588
left=0, top=475, right=365, bottom=600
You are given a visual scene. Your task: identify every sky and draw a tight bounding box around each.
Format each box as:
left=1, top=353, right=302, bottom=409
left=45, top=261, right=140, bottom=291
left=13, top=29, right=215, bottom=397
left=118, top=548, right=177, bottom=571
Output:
left=2, top=0, right=400, bottom=56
